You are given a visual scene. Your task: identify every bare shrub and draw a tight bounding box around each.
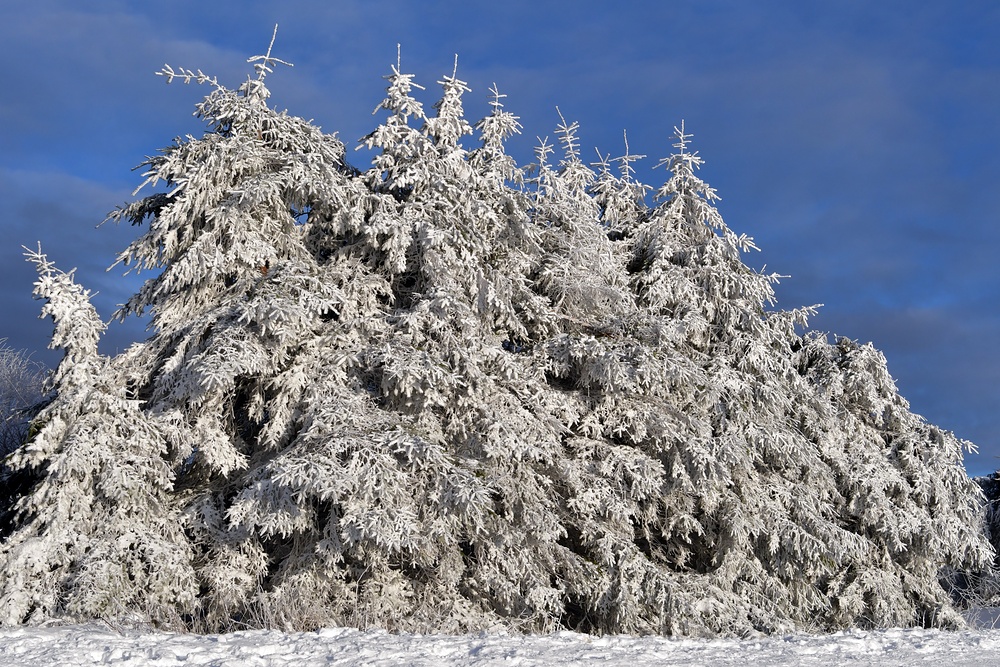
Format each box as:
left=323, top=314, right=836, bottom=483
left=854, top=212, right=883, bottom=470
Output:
left=0, top=338, right=47, bottom=456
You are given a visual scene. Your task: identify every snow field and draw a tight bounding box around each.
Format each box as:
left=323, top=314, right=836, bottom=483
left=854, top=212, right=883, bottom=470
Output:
left=4, top=625, right=1000, bottom=667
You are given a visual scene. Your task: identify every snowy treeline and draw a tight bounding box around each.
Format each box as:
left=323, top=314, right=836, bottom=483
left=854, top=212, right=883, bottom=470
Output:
left=0, top=40, right=991, bottom=636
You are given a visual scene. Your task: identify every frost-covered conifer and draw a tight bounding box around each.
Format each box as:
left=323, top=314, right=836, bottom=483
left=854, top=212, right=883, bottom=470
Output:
left=0, top=36, right=990, bottom=635
left=0, top=248, right=196, bottom=626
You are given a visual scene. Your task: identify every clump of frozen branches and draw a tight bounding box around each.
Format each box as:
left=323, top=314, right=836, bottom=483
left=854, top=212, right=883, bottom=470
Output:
left=0, top=339, right=47, bottom=458
left=0, top=337, right=49, bottom=542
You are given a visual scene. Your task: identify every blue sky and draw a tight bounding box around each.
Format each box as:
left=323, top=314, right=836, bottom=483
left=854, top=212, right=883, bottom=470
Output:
left=2, top=1, right=999, bottom=474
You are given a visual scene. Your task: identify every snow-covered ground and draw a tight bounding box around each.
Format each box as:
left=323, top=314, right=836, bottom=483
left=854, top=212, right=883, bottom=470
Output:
left=4, top=623, right=1000, bottom=666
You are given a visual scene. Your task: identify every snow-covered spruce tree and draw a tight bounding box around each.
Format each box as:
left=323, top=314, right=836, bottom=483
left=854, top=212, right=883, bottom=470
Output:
left=0, top=38, right=990, bottom=635
left=0, top=248, right=196, bottom=626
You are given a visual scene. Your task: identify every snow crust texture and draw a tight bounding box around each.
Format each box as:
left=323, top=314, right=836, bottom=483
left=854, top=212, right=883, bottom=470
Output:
left=3, top=625, right=1000, bottom=667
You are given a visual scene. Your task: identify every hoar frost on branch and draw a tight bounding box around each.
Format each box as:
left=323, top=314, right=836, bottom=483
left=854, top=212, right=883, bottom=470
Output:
left=0, top=338, right=47, bottom=459
left=0, top=34, right=991, bottom=636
